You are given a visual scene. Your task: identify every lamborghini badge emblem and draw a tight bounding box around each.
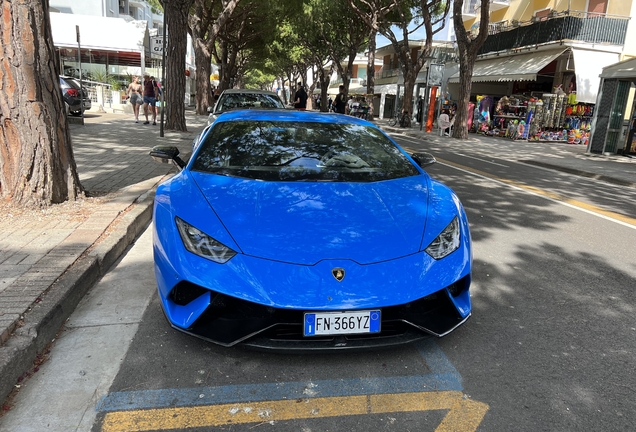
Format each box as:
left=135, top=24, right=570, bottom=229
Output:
left=332, top=268, right=345, bottom=282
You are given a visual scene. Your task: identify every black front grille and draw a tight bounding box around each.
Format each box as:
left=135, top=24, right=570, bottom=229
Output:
left=170, top=281, right=209, bottom=305
left=168, top=276, right=470, bottom=348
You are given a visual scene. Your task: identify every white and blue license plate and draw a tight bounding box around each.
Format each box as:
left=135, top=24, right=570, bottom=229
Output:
left=304, top=310, right=381, bottom=336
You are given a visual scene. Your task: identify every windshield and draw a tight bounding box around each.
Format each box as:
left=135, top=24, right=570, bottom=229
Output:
left=215, top=93, right=284, bottom=113
left=191, top=120, right=420, bottom=182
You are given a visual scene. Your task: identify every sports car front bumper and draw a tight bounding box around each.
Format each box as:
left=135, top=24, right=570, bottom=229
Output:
left=163, top=275, right=471, bottom=351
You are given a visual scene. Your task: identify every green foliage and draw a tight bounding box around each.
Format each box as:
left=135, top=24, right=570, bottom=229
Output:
left=147, top=0, right=164, bottom=14
left=109, top=76, right=123, bottom=91
left=91, top=70, right=109, bottom=84
left=243, top=69, right=276, bottom=89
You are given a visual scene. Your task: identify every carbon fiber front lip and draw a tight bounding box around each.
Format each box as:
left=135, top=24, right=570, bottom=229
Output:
left=242, top=329, right=430, bottom=352
left=164, top=315, right=470, bottom=352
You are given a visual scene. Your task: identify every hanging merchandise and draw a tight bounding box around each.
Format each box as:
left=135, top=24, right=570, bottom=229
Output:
left=506, top=120, right=518, bottom=139
left=541, top=93, right=556, bottom=128
left=568, top=91, right=577, bottom=105
left=529, top=99, right=543, bottom=137
left=557, top=95, right=567, bottom=128
left=517, top=120, right=527, bottom=140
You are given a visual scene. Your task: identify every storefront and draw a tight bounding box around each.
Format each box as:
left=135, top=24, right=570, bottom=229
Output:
left=50, top=12, right=151, bottom=84
left=588, top=58, right=636, bottom=155
left=446, top=46, right=619, bottom=143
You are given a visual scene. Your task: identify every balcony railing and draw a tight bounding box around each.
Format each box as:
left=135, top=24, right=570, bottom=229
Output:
left=375, top=68, right=401, bottom=79
left=478, top=10, right=629, bottom=55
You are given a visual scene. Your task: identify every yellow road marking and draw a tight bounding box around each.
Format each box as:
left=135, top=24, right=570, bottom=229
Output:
left=101, top=391, right=488, bottom=432
left=438, top=158, right=636, bottom=227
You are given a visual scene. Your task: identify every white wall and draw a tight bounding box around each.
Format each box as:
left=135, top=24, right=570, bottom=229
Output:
left=49, top=0, right=104, bottom=16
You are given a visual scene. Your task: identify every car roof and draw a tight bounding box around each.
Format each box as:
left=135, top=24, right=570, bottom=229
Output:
left=220, top=89, right=279, bottom=96
left=213, top=109, right=375, bottom=126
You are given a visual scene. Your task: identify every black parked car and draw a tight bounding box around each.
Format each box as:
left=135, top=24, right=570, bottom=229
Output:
left=59, top=76, right=91, bottom=116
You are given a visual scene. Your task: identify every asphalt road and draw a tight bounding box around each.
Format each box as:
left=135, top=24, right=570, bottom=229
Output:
left=2, top=134, right=635, bottom=432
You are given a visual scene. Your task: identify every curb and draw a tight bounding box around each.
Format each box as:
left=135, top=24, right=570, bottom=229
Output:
left=0, top=188, right=157, bottom=405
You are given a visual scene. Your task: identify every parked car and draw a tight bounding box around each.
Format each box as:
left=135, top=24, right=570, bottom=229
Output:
left=149, top=109, right=473, bottom=351
left=59, top=76, right=91, bottom=116
left=207, top=89, right=285, bottom=125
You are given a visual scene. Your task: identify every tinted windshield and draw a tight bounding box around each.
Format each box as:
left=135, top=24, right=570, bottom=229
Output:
left=191, top=121, right=419, bottom=182
left=215, top=93, right=284, bottom=113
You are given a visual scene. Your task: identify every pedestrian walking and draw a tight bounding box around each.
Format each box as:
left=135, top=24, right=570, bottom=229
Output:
left=151, top=76, right=162, bottom=119
left=333, top=85, right=346, bottom=114
left=142, top=74, right=158, bottom=125
left=294, top=82, right=308, bottom=110
left=126, top=75, right=143, bottom=123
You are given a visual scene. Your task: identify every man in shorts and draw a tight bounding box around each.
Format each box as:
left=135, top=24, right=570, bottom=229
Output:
left=142, top=74, right=158, bottom=125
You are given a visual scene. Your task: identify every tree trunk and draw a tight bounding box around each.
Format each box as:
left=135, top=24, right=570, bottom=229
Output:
left=366, top=28, right=376, bottom=120
left=453, top=52, right=476, bottom=139
left=452, top=0, right=490, bottom=139
left=164, top=0, right=194, bottom=131
left=401, top=69, right=417, bottom=128
left=194, top=46, right=212, bottom=114
left=0, top=0, right=83, bottom=207
left=277, top=77, right=287, bottom=105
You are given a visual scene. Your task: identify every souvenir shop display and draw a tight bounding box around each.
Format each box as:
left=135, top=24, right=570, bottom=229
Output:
left=469, top=88, right=595, bottom=145
left=475, top=95, right=494, bottom=133
left=492, top=95, right=528, bottom=139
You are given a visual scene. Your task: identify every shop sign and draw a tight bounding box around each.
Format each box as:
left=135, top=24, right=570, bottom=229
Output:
left=150, top=36, right=164, bottom=55
left=427, top=64, right=444, bottom=87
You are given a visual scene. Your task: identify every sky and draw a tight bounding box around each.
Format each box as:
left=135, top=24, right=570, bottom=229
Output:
left=375, top=16, right=453, bottom=48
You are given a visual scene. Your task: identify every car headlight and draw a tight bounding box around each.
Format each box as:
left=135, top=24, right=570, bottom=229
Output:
left=425, top=217, right=460, bottom=260
left=175, top=217, right=236, bottom=263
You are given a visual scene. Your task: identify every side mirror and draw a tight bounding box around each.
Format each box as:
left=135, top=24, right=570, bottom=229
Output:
left=411, top=152, right=436, bottom=167
left=207, top=106, right=214, bottom=113
left=150, top=145, right=186, bottom=169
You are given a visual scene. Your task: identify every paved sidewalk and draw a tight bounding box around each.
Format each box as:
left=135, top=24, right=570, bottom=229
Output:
left=1, top=111, right=635, bottom=405
left=0, top=110, right=208, bottom=404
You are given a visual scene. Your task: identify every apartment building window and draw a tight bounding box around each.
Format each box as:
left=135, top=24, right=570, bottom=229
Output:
left=535, top=8, right=550, bottom=21
left=587, top=0, right=607, bottom=15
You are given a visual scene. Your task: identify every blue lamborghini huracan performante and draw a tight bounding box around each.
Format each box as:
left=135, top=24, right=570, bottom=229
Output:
left=149, top=109, right=472, bottom=351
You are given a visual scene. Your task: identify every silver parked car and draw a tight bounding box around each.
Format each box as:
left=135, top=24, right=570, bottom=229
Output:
left=207, top=89, right=285, bottom=125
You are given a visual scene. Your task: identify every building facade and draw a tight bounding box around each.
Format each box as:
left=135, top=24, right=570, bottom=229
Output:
left=49, top=0, right=197, bottom=107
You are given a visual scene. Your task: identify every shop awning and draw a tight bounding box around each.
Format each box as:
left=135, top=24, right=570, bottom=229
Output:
left=371, top=84, right=398, bottom=95
left=570, top=48, right=620, bottom=104
left=599, top=57, right=636, bottom=79
left=448, top=49, right=567, bottom=83
left=50, top=13, right=149, bottom=54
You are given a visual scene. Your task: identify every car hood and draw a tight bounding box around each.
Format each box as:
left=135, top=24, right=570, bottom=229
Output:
left=191, top=172, right=430, bottom=265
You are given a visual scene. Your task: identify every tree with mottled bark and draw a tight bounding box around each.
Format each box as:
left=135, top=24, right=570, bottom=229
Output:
left=451, top=0, right=489, bottom=139
left=310, top=0, right=369, bottom=99
left=189, top=0, right=240, bottom=115
left=212, top=1, right=279, bottom=93
left=161, top=0, right=195, bottom=131
left=348, top=0, right=450, bottom=128
left=0, top=0, right=83, bottom=207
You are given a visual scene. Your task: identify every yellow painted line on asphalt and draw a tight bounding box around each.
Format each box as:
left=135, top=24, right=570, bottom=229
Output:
left=101, top=391, right=488, bottom=432
left=438, top=157, right=636, bottom=227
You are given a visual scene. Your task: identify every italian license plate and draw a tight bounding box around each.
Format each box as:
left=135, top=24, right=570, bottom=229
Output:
left=304, top=310, right=381, bottom=336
